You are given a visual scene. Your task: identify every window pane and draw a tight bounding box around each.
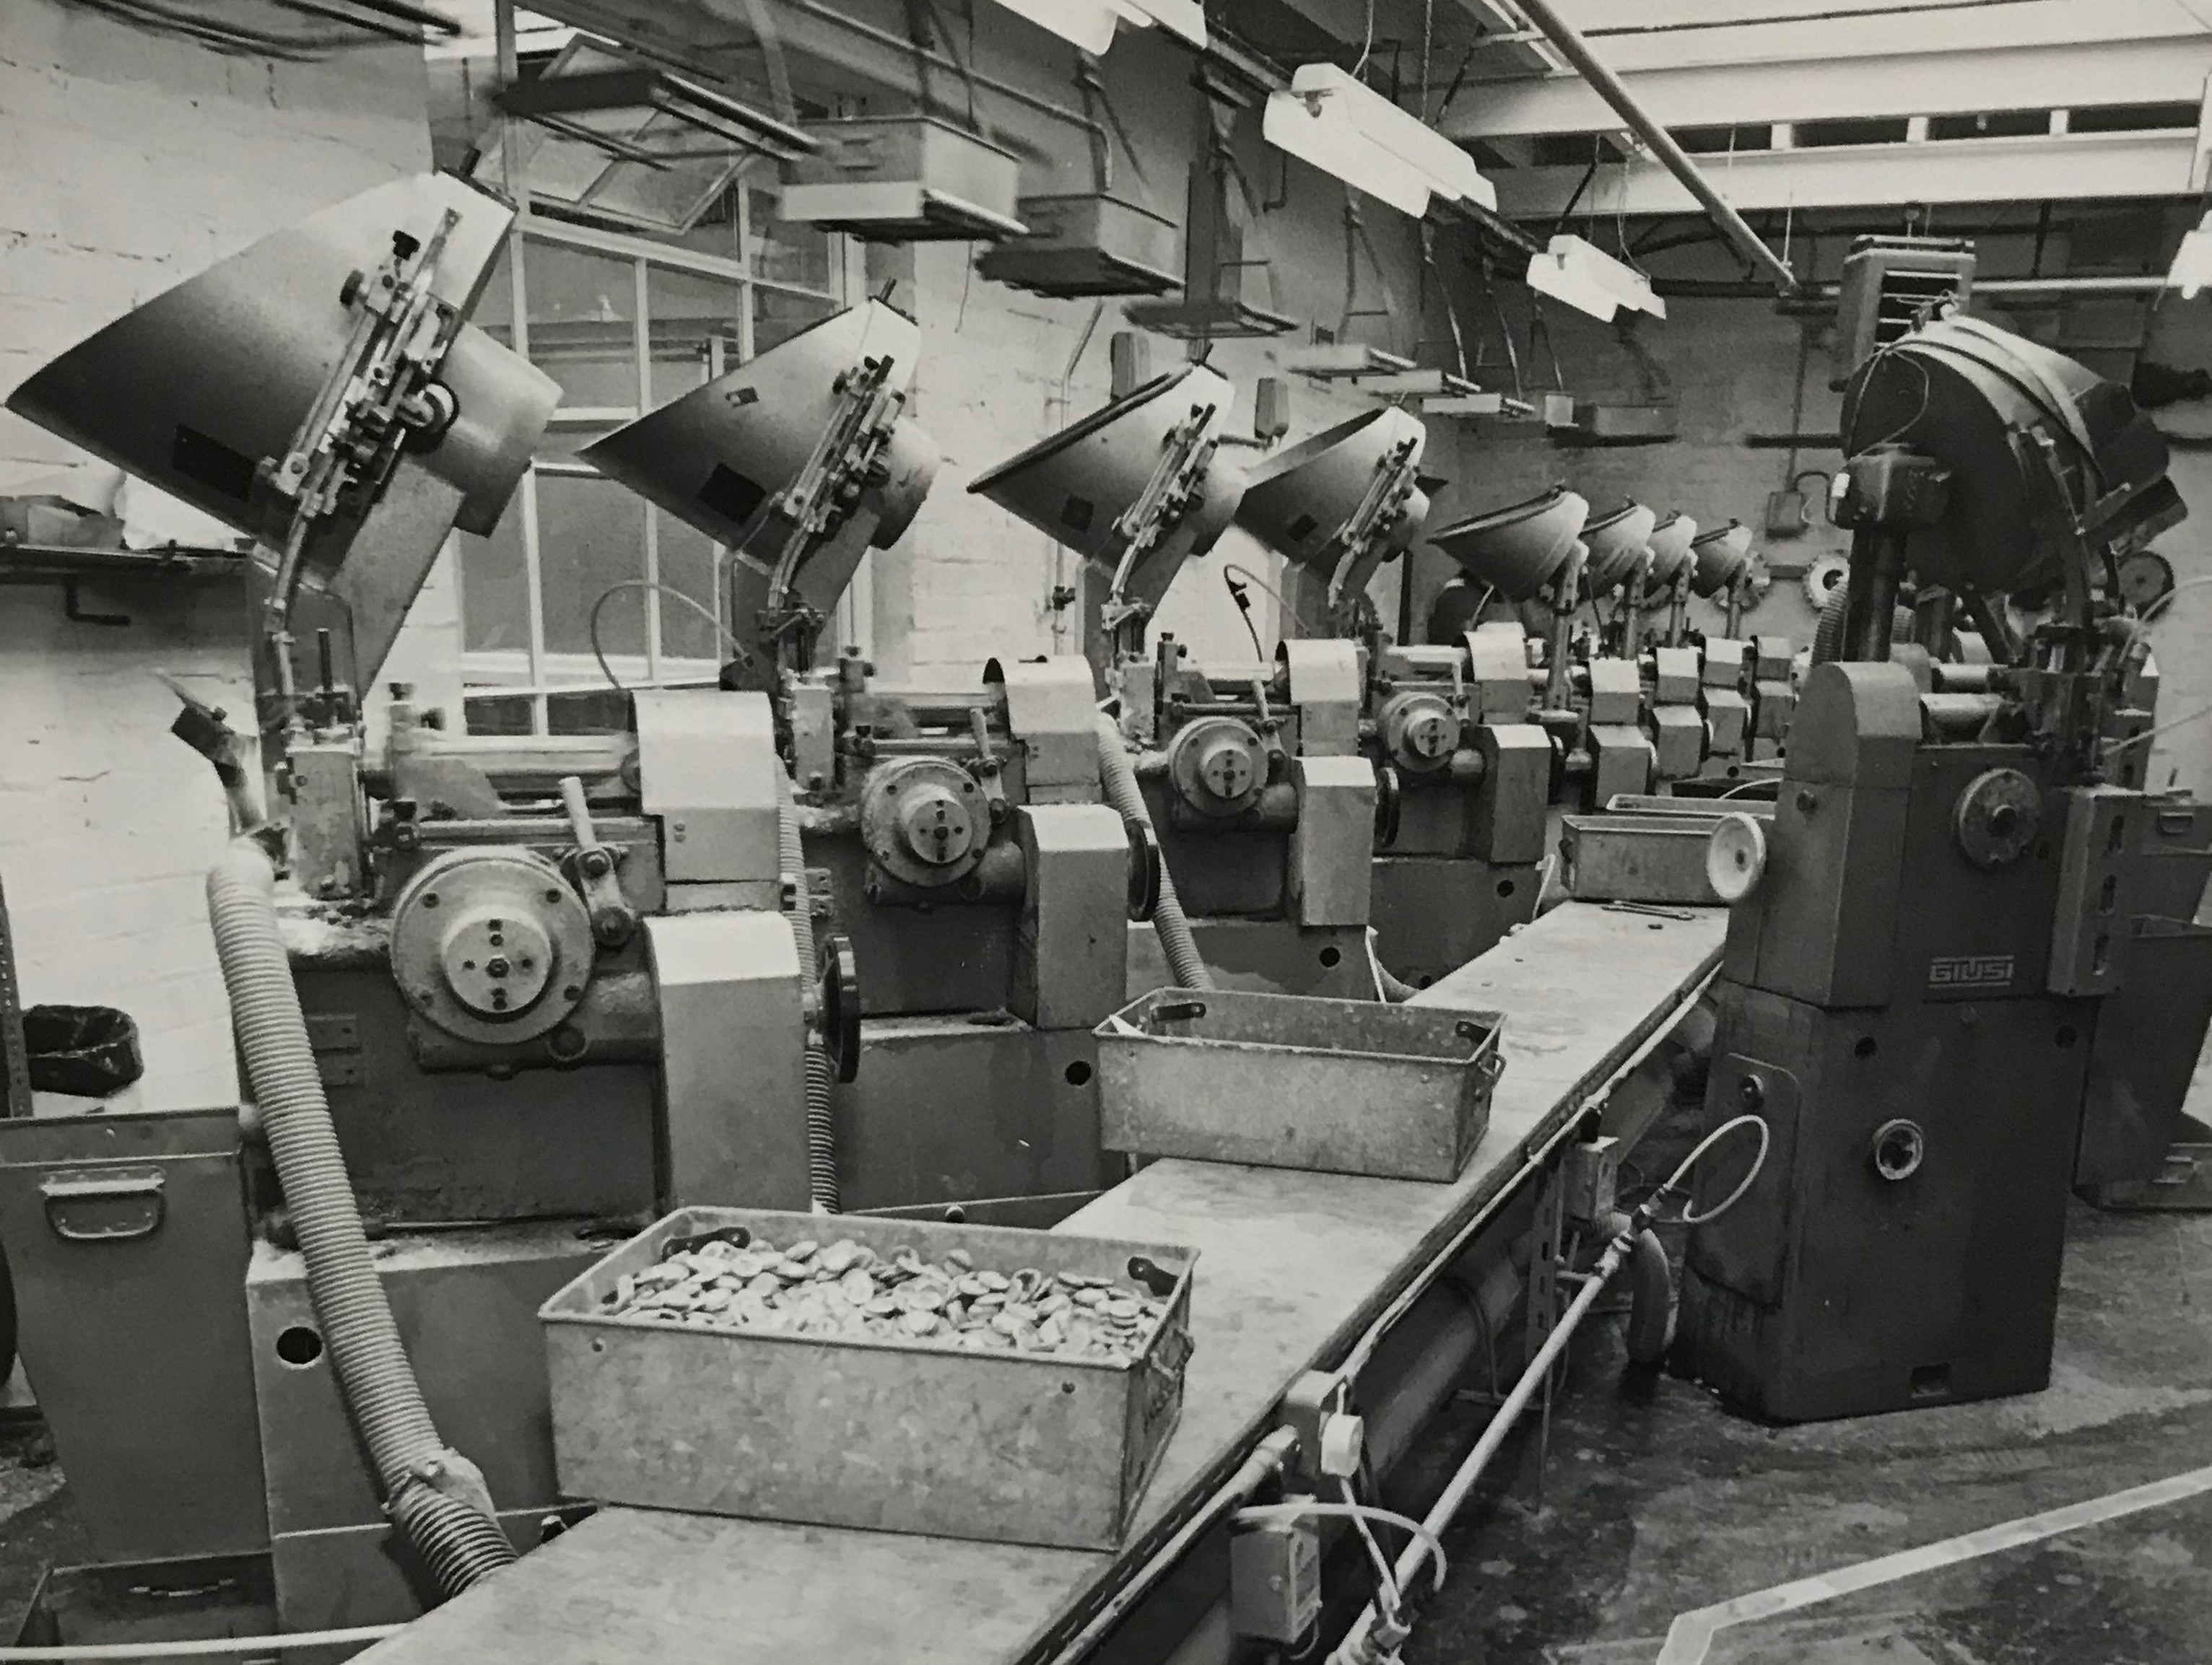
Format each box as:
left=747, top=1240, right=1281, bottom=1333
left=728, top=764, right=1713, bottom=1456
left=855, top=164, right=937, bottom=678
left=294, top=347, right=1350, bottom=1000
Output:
left=657, top=513, right=723, bottom=667
left=537, top=472, right=646, bottom=670
left=747, top=186, right=833, bottom=292
left=458, top=486, right=531, bottom=655
left=752, top=286, right=837, bottom=357
left=645, top=265, right=741, bottom=403
left=523, top=240, right=639, bottom=408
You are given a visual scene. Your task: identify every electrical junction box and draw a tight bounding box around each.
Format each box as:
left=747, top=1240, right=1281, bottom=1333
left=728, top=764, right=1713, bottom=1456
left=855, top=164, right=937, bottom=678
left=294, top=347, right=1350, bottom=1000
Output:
left=1230, top=1516, right=1320, bottom=1643
left=1565, top=1135, right=1621, bottom=1226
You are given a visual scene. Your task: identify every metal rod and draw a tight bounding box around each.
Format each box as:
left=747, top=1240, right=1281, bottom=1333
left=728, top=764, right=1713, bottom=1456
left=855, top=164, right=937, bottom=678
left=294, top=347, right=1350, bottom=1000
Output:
left=1507, top=0, right=1799, bottom=294
left=1335, top=1234, right=1631, bottom=1665
left=1658, top=273, right=2174, bottom=301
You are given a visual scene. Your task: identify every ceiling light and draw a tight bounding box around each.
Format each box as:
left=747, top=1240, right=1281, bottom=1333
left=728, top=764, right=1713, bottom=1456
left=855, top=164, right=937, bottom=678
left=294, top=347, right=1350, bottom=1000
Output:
left=1529, top=235, right=1665, bottom=322
left=1111, top=0, right=1207, bottom=45
left=988, top=0, right=1120, bottom=51
left=988, top=0, right=1205, bottom=51
left=1263, top=65, right=1494, bottom=220
left=1263, top=84, right=1431, bottom=217
left=1526, top=249, right=1619, bottom=321
left=2169, top=209, right=2212, bottom=300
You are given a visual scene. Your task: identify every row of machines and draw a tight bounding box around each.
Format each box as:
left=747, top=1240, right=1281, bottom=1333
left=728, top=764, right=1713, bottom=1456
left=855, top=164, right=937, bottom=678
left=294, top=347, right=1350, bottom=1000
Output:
left=0, top=166, right=1796, bottom=1633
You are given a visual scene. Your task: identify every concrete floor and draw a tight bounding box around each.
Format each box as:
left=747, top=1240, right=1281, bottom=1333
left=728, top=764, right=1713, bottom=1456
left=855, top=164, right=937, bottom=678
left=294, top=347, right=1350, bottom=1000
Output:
left=1390, top=1195, right=2212, bottom=1665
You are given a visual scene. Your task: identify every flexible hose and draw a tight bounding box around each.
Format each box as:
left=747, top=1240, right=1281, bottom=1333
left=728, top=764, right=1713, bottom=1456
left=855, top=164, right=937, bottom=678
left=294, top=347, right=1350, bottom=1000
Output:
left=1608, top=1209, right=1675, bottom=1366
left=778, top=776, right=840, bottom=1212
left=1094, top=712, right=1211, bottom=991
left=206, top=841, right=514, bottom=1599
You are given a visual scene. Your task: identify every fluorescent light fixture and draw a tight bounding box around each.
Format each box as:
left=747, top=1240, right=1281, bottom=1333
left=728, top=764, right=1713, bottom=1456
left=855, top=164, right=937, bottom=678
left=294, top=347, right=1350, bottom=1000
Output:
left=1264, top=83, right=1432, bottom=217
left=1527, top=235, right=1666, bottom=322
left=1526, top=250, right=1619, bottom=321
left=990, top=0, right=1206, bottom=51
left=1263, top=64, right=1494, bottom=219
left=989, top=0, right=1120, bottom=51
left=2170, top=210, right=2212, bottom=300
left=1112, top=0, right=1206, bottom=45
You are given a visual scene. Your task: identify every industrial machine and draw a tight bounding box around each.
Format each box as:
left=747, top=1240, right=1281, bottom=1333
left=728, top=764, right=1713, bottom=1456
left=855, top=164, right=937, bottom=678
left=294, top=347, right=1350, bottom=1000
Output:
left=583, top=300, right=1150, bottom=1218
left=0, top=175, right=859, bottom=1634
left=1678, top=314, right=2211, bottom=1422
left=1427, top=487, right=1660, bottom=813
left=972, top=369, right=1382, bottom=999
left=1684, top=519, right=1795, bottom=778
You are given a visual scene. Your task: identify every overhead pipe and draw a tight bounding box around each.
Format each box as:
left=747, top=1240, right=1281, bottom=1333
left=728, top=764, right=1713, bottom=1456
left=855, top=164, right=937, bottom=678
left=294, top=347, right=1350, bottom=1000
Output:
left=1504, top=0, right=1802, bottom=297
left=1658, top=274, right=2174, bottom=302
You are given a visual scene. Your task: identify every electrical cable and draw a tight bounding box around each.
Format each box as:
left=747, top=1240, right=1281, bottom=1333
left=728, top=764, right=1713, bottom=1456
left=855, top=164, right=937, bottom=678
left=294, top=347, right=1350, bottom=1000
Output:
left=2139, top=572, right=2212, bottom=622
left=1637, top=1111, right=1771, bottom=1228
left=2105, top=699, right=2212, bottom=755
left=588, top=580, right=749, bottom=691
left=1223, top=561, right=1321, bottom=637
left=1715, top=775, right=1778, bottom=798
left=1339, top=1477, right=1410, bottom=1628
left=1225, top=569, right=1268, bottom=660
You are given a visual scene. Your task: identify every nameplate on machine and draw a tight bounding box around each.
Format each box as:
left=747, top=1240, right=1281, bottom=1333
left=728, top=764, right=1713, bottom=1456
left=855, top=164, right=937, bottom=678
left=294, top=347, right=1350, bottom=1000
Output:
left=1927, top=953, right=2016, bottom=992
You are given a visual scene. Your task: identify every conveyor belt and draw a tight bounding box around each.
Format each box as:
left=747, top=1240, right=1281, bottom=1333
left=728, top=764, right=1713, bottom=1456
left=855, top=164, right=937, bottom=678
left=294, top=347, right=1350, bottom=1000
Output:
left=357, top=902, right=1726, bottom=1665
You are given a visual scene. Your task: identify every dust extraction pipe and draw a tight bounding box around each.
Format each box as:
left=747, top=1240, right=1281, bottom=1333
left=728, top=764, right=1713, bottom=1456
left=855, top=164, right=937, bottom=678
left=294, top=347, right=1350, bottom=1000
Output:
left=1095, top=712, right=1213, bottom=991
left=1508, top=0, right=1801, bottom=297
left=207, top=841, right=515, bottom=1598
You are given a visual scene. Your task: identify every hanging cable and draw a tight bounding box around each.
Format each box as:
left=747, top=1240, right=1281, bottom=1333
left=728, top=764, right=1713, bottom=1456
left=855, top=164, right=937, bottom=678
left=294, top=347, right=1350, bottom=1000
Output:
left=589, top=580, right=749, bottom=691
left=1224, top=562, right=1322, bottom=637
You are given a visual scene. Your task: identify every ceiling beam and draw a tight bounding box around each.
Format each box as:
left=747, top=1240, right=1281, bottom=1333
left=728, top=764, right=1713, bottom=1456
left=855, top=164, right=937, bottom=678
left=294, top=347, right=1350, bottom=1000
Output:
left=1489, top=129, right=2201, bottom=216
left=1446, top=3, right=2212, bottom=138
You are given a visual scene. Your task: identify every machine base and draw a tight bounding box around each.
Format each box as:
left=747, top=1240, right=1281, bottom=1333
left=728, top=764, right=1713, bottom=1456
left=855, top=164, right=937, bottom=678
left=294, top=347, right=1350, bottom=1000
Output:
left=834, top=1017, right=1108, bottom=1211
left=1125, top=919, right=1380, bottom=1001
left=1368, top=857, right=1541, bottom=989
left=245, top=1225, right=608, bottom=1633
left=1676, top=980, right=2089, bottom=1423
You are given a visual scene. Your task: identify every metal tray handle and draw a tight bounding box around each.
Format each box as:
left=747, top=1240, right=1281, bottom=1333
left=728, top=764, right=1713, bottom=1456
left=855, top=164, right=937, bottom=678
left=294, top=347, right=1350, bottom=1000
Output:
left=41, top=1166, right=166, bottom=1242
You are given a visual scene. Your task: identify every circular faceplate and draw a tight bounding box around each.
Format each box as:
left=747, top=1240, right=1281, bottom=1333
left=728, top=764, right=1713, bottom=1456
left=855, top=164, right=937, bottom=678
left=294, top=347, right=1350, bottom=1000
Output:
left=1953, top=767, right=2042, bottom=870
left=1706, top=812, right=1768, bottom=903
left=860, top=756, right=990, bottom=887
left=391, top=847, right=593, bottom=1045
left=1378, top=691, right=1461, bottom=773
left=1167, top=717, right=1267, bottom=817
left=1871, top=1117, right=1926, bottom=1182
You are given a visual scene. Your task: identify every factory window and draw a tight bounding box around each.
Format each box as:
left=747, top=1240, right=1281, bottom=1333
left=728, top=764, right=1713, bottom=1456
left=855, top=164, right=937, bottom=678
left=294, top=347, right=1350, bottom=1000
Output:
left=456, top=179, right=861, bottom=735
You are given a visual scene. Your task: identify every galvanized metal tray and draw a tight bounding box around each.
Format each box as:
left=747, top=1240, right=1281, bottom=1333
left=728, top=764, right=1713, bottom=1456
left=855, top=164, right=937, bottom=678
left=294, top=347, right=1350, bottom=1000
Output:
left=541, top=1207, right=1195, bottom=1550
left=1562, top=812, right=1734, bottom=904
left=1094, top=988, right=1504, bottom=1181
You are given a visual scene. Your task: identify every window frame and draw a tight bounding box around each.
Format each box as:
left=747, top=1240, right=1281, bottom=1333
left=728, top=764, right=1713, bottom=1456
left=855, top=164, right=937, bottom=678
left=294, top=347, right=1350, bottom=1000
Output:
left=462, top=175, right=867, bottom=731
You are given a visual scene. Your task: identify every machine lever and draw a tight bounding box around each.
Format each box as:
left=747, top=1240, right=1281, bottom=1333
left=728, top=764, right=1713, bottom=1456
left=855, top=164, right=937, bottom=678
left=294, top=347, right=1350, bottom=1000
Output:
left=559, top=774, right=638, bottom=948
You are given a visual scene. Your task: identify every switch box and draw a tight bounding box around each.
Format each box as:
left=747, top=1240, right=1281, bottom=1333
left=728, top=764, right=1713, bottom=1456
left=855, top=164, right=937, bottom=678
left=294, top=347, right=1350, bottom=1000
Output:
left=1230, top=1516, right=1320, bottom=1643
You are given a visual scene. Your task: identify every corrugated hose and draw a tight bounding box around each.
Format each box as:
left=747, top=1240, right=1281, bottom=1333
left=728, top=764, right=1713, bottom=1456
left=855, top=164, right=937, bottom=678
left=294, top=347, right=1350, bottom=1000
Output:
left=206, top=840, right=515, bottom=1600
left=778, top=775, right=840, bottom=1212
left=1094, top=710, right=1211, bottom=991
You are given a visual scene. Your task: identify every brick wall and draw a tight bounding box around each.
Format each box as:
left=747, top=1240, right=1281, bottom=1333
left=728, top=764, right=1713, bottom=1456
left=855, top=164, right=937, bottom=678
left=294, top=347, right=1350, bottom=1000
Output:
left=0, top=1, right=438, bottom=1108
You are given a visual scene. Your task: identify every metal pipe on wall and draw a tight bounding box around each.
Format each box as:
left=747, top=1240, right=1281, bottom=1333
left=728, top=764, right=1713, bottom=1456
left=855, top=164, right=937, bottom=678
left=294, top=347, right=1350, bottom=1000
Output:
left=1506, top=0, right=1801, bottom=296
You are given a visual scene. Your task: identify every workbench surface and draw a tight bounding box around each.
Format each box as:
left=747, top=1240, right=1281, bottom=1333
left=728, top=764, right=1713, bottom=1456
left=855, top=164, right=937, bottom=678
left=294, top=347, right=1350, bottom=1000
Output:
left=360, top=902, right=1725, bottom=1665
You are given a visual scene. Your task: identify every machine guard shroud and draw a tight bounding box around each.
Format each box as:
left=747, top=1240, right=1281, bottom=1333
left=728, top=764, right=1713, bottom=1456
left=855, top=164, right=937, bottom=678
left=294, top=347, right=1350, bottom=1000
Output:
left=4, top=174, right=557, bottom=687
left=1842, top=315, right=2180, bottom=600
